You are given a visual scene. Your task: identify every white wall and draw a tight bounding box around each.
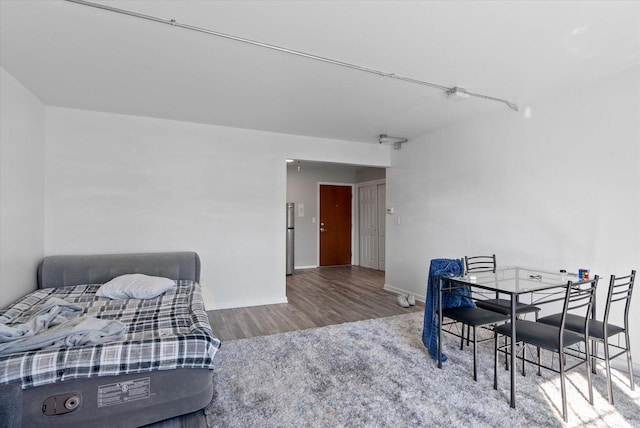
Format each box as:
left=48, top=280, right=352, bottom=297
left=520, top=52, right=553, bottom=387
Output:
left=45, top=107, right=390, bottom=310
left=385, top=66, right=640, bottom=368
left=356, top=167, right=386, bottom=183
left=0, top=67, right=45, bottom=307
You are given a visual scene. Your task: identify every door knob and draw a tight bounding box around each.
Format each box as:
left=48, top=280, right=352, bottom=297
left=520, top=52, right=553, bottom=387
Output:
left=320, top=227, right=327, bottom=232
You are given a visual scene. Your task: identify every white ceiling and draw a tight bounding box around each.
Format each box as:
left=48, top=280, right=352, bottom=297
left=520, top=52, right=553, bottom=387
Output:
left=1, top=0, right=638, bottom=144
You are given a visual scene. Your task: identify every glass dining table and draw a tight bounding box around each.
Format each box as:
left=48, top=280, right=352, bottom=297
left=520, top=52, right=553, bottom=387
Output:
left=436, top=266, right=583, bottom=409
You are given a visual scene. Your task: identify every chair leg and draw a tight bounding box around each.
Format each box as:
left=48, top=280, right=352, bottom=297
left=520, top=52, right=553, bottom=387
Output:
left=537, top=346, right=541, bottom=376
left=494, top=331, right=499, bottom=390
left=460, top=324, right=465, bottom=350
left=473, top=326, right=478, bottom=381
left=603, top=337, right=614, bottom=404
left=625, top=330, right=635, bottom=391
left=591, top=339, right=598, bottom=375
left=559, top=351, right=568, bottom=423
left=504, top=335, right=509, bottom=371
left=585, top=340, right=593, bottom=405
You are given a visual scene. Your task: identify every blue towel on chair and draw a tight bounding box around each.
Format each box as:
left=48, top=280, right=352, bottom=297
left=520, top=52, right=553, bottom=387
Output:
left=422, top=258, right=475, bottom=361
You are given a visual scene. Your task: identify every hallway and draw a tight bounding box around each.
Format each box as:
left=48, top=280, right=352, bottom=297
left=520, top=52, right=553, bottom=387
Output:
left=208, top=266, right=423, bottom=341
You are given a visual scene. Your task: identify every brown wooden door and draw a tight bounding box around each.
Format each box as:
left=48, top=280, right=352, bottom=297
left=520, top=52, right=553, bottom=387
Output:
left=319, top=185, right=352, bottom=266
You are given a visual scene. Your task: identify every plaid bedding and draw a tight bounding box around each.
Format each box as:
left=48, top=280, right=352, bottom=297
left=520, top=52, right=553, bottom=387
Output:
left=0, top=281, right=221, bottom=389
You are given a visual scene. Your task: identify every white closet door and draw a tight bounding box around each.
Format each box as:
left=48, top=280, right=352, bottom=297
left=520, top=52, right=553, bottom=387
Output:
left=377, top=184, right=386, bottom=271
left=359, top=185, right=378, bottom=269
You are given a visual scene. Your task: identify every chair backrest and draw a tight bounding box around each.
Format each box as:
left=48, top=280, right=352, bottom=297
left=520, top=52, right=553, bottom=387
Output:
left=560, top=276, right=599, bottom=345
left=464, top=254, right=496, bottom=273
left=603, top=270, right=635, bottom=331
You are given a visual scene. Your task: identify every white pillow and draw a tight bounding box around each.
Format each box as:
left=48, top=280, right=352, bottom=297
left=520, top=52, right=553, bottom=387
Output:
left=96, top=274, right=175, bottom=299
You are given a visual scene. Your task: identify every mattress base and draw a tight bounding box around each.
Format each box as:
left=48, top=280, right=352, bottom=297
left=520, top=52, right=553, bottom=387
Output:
left=20, top=368, right=213, bottom=427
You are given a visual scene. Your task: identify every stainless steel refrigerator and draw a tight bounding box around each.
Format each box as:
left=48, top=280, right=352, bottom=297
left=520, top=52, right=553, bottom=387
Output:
left=286, top=203, right=295, bottom=275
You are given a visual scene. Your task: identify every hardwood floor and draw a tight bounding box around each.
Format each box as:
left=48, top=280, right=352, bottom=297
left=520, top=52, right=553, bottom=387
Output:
left=146, top=266, right=423, bottom=427
left=207, top=265, right=423, bottom=341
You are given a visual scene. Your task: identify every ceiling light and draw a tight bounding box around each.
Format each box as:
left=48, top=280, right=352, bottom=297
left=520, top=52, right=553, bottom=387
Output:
left=446, top=87, right=470, bottom=101
left=379, top=134, right=408, bottom=150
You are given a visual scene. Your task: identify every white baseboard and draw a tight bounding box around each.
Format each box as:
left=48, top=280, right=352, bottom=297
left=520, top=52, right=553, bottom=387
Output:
left=204, top=295, right=288, bottom=311
left=383, top=283, right=424, bottom=303
left=294, top=265, right=318, bottom=270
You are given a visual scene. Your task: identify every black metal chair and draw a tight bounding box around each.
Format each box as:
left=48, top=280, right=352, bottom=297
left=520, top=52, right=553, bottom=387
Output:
left=465, top=255, right=541, bottom=318
left=464, top=254, right=497, bottom=273
left=538, top=270, right=635, bottom=404
left=442, top=304, right=510, bottom=381
left=429, top=258, right=508, bottom=381
left=493, top=276, right=599, bottom=423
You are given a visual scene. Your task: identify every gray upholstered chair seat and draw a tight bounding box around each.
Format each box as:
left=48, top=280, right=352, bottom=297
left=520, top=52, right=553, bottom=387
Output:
left=475, top=298, right=541, bottom=316
left=537, top=313, right=624, bottom=339
left=443, top=306, right=510, bottom=327
left=494, top=320, right=584, bottom=352
left=441, top=306, right=510, bottom=381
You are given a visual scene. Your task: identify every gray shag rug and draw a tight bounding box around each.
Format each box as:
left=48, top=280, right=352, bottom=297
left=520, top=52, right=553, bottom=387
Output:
left=204, top=312, right=640, bottom=427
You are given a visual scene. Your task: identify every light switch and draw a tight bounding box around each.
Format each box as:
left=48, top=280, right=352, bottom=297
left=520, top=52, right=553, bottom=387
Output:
left=298, top=203, right=304, bottom=217
left=311, top=217, right=316, bottom=223
left=394, top=216, right=401, bottom=225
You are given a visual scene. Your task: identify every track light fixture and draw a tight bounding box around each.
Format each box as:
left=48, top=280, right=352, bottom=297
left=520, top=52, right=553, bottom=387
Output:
left=446, top=87, right=470, bottom=100
left=379, top=134, right=408, bottom=150
left=64, top=0, right=520, bottom=112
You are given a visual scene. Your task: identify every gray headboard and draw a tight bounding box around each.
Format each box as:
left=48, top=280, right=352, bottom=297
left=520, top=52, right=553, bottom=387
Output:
left=37, top=252, right=201, bottom=289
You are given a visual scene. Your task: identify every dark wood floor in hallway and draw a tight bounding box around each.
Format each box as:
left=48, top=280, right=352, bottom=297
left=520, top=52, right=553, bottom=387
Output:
left=207, top=265, right=423, bottom=341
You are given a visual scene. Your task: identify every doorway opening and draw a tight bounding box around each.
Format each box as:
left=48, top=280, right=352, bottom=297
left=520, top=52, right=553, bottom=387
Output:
left=286, top=161, right=385, bottom=272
